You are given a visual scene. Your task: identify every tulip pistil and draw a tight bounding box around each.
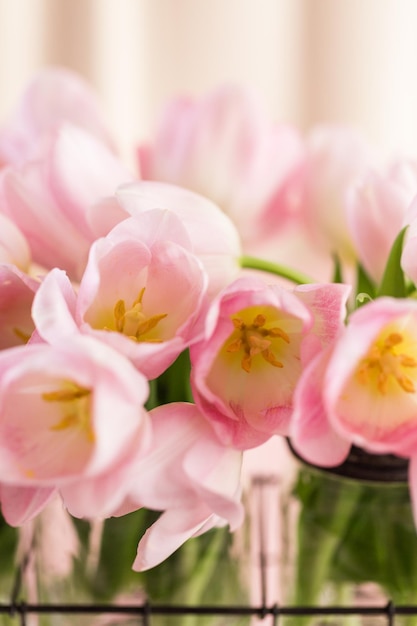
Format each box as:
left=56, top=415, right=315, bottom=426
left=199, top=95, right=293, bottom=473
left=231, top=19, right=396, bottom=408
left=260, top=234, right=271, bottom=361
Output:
left=227, top=312, right=290, bottom=373
left=113, top=287, right=167, bottom=342
left=357, top=332, right=417, bottom=395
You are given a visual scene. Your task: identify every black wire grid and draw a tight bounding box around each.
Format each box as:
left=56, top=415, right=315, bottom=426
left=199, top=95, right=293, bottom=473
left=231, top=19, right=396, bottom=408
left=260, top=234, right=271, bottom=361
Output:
left=1, top=477, right=416, bottom=625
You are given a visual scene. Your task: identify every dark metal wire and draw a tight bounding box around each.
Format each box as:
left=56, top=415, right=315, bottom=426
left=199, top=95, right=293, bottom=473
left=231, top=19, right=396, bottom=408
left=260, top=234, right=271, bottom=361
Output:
left=2, top=600, right=417, bottom=618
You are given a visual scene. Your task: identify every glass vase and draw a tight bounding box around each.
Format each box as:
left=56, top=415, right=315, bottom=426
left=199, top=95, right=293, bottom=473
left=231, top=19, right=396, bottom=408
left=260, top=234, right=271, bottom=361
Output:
left=275, top=444, right=417, bottom=626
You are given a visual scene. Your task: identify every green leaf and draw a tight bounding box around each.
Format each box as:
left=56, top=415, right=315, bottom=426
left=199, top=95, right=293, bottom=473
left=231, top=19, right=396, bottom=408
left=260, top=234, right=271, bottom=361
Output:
left=376, top=226, right=408, bottom=298
left=153, top=349, right=193, bottom=405
left=355, top=263, right=376, bottom=303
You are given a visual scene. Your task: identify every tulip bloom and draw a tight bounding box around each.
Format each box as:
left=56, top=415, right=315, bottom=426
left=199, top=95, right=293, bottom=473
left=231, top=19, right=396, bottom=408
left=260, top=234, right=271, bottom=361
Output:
left=0, top=66, right=114, bottom=167
left=0, top=124, right=132, bottom=280
left=291, top=297, right=417, bottom=467
left=401, top=193, right=417, bottom=285
left=304, top=125, right=377, bottom=264
left=0, top=336, right=151, bottom=524
left=32, top=210, right=208, bottom=379
left=347, top=159, right=417, bottom=282
left=190, top=276, right=350, bottom=449
left=88, top=180, right=243, bottom=298
left=137, top=85, right=305, bottom=250
left=111, top=402, right=244, bottom=571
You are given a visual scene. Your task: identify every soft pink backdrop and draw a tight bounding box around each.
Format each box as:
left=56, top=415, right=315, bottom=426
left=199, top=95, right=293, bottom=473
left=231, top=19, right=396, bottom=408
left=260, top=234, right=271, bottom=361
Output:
left=1, top=0, right=417, bottom=162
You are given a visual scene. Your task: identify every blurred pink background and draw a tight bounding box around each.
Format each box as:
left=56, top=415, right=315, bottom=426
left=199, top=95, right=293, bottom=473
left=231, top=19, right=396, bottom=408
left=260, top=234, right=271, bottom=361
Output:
left=1, top=0, right=417, bottom=162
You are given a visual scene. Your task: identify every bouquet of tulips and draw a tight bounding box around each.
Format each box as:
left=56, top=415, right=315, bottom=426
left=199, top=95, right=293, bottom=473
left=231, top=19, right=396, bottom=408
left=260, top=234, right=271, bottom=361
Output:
left=1, top=67, right=417, bottom=612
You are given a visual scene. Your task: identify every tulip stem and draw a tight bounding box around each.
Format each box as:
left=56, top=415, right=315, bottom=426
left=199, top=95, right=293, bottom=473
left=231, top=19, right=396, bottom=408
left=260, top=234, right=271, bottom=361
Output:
left=239, top=256, right=315, bottom=285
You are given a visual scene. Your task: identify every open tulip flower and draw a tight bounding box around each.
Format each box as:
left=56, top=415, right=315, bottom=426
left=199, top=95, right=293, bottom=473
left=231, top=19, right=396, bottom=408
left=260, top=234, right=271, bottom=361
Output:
left=291, top=297, right=417, bottom=464
left=190, top=276, right=350, bottom=448
left=32, top=209, right=208, bottom=379
left=0, top=336, right=151, bottom=525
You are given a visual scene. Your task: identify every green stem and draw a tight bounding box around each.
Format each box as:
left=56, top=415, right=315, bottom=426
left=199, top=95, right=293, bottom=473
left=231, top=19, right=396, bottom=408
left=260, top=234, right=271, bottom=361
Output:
left=239, top=256, right=315, bottom=285
left=289, top=471, right=364, bottom=626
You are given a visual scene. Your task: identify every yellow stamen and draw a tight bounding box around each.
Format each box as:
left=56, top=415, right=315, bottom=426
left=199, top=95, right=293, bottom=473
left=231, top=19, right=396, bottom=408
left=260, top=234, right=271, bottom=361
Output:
left=13, top=327, right=31, bottom=344
left=357, top=332, right=417, bottom=395
left=43, top=382, right=94, bottom=442
left=111, top=288, right=167, bottom=342
left=42, top=386, right=90, bottom=402
left=226, top=311, right=289, bottom=373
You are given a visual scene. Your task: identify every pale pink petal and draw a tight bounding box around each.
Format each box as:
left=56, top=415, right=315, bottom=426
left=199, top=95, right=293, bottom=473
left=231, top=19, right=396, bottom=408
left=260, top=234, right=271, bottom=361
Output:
left=133, top=506, right=220, bottom=571
left=116, top=181, right=242, bottom=296
left=346, top=163, right=417, bottom=281
left=290, top=349, right=351, bottom=466
left=0, top=483, right=56, bottom=525
left=0, top=165, right=91, bottom=279
left=60, top=419, right=151, bottom=518
left=304, top=124, right=377, bottom=264
left=48, top=124, right=132, bottom=238
left=127, top=403, right=242, bottom=510
left=295, top=282, right=351, bottom=361
left=402, top=195, right=417, bottom=284
left=32, top=268, right=79, bottom=343
left=136, top=85, right=304, bottom=251
left=0, top=67, right=114, bottom=166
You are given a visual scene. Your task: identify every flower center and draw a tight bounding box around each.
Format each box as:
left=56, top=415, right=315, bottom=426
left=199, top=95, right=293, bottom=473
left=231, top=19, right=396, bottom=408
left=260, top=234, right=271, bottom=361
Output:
left=13, top=328, right=31, bottom=344
left=112, top=287, right=167, bottom=342
left=357, top=332, right=417, bottom=395
left=43, top=381, right=94, bottom=442
left=226, top=310, right=290, bottom=373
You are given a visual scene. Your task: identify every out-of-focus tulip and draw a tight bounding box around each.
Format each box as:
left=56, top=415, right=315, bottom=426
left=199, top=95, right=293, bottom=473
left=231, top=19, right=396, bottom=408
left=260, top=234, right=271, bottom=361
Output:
left=137, top=85, right=305, bottom=250
left=347, top=159, right=417, bottom=282
left=0, top=124, right=132, bottom=280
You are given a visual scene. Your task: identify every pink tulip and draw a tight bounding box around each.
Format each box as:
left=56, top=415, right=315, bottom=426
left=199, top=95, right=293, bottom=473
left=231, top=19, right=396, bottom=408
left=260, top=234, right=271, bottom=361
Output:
left=0, top=124, right=132, bottom=280
left=190, top=276, right=350, bottom=449
left=0, top=66, right=114, bottom=167
left=347, top=159, right=417, bottom=282
left=0, top=264, right=39, bottom=349
left=0, top=336, right=151, bottom=522
left=88, top=180, right=243, bottom=298
left=292, top=297, right=417, bottom=466
left=304, top=124, right=377, bottom=264
left=32, top=210, right=208, bottom=379
left=401, top=193, right=417, bottom=285
left=137, top=85, right=305, bottom=249
left=111, top=402, right=243, bottom=571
